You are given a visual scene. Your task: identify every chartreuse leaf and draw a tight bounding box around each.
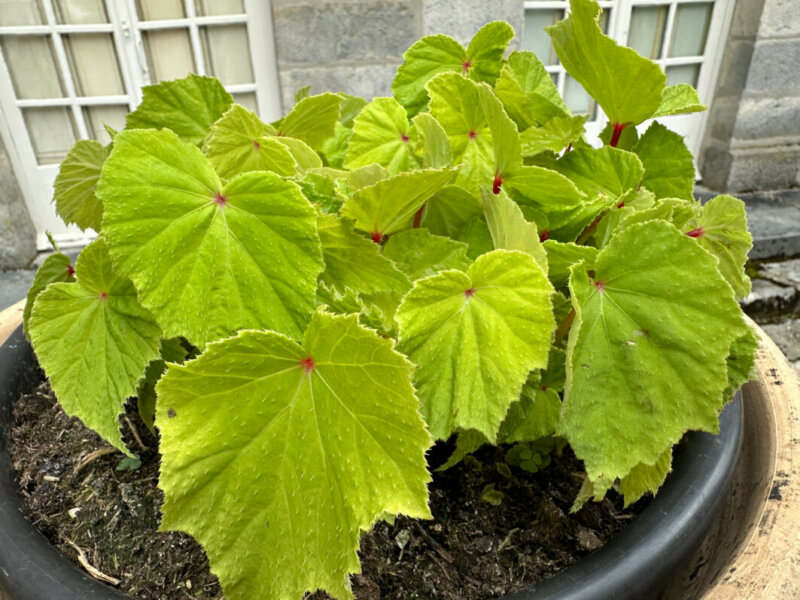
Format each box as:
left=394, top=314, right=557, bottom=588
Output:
left=28, top=238, right=161, bottom=455
left=23, top=252, right=75, bottom=336
left=276, top=136, right=323, bottom=172
left=688, top=195, right=753, bottom=299
left=412, top=112, right=453, bottom=169
left=337, top=93, right=368, bottom=128
left=383, top=228, right=470, bottom=280
left=465, top=21, right=515, bottom=84
left=520, top=116, right=587, bottom=157
left=136, top=337, right=186, bottom=434
left=634, top=122, right=694, bottom=200
left=126, top=74, right=232, bottom=145
left=343, top=97, right=419, bottom=174
left=275, top=92, right=342, bottom=149
left=205, top=105, right=296, bottom=179
left=315, top=283, right=393, bottom=337
left=562, top=220, right=749, bottom=487
left=426, top=73, right=494, bottom=190
left=546, top=0, right=665, bottom=126
left=653, top=84, right=706, bottom=118
left=555, top=146, right=644, bottom=200
left=724, top=326, right=759, bottom=400
left=482, top=189, right=548, bottom=272
left=98, top=129, right=323, bottom=347
left=397, top=250, right=555, bottom=441
left=420, top=185, right=482, bottom=238
left=156, top=311, right=432, bottom=600
left=340, top=168, right=457, bottom=239
left=457, top=216, right=494, bottom=259
left=52, top=139, right=108, bottom=231
left=543, top=240, right=597, bottom=289
left=320, top=122, right=352, bottom=169
left=619, top=446, right=673, bottom=506
left=317, top=213, right=411, bottom=294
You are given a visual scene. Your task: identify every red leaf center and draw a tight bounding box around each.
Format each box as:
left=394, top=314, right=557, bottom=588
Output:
left=300, top=357, right=315, bottom=373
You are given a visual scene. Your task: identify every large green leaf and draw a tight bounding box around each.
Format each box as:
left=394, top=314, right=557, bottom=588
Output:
left=343, top=97, right=419, bottom=174
left=52, top=139, right=108, bottom=231
left=652, top=84, right=706, bottom=118
left=98, top=129, right=323, bottom=346
left=482, top=188, right=548, bottom=272
left=125, top=74, right=232, bottom=145
left=555, top=146, right=644, bottom=201
left=397, top=250, right=555, bottom=441
left=205, top=104, right=296, bottom=179
left=412, top=112, right=453, bottom=169
left=28, top=238, right=161, bottom=454
left=156, top=310, right=432, bottom=600
left=275, top=92, right=342, bottom=149
left=419, top=184, right=482, bottom=238
left=634, top=122, right=694, bottom=201
left=340, top=168, right=457, bottom=240
left=543, top=240, right=598, bottom=289
left=562, top=220, right=749, bottom=485
left=382, top=228, right=470, bottom=280
left=619, top=446, right=673, bottom=506
left=520, top=116, right=587, bottom=157
left=546, top=0, right=665, bottom=126
left=23, top=252, right=75, bottom=336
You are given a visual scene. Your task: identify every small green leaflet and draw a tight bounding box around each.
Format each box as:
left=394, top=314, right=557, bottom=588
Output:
left=276, top=92, right=342, bottom=149
left=320, top=122, right=352, bottom=169
left=562, top=220, right=749, bottom=485
left=315, top=283, right=393, bottom=337
left=688, top=195, right=753, bottom=299
left=619, top=447, right=672, bottom=506
left=634, top=122, right=695, bottom=201
left=382, top=228, right=470, bottom=281
left=23, top=252, right=75, bottom=336
left=136, top=337, right=187, bottom=434
left=520, top=116, right=587, bottom=157
left=392, top=21, right=514, bottom=116
left=317, top=213, right=411, bottom=295
left=546, top=0, right=665, bottom=126
left=420, top=184, right=482, bottom=238
left=156, top=311, right=432, bottom=600
left=482, top=188, right=548, bottom=272
left=343, top=97, right=420, bottom=174
left=52, top=139, right=108, bottom=231
left=276, top=136, right=323, bottom=172
left=543, top=240, right=598, bottom=289
left=28, top=238, right=161, bottom=455
left=412, top=112, right=453, bottom=169
left=126, top=74, right=232, bottom=145
left=653, top=84, right=707, bottom=118
left=340, top=168, right=457, bottom=239
left=724, top=327, right=759, bottom=400
left=205, top=104, right=296, bottom=179
left=397, top=249, right=555, bottom=441
left=338, top=93, right=368, bottom=128
left=98, top=129, right=323, bottom=346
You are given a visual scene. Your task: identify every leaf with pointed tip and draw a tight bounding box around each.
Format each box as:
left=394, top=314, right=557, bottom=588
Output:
left=156, top=310, right=432, bottom=600
left=23, top=252, right=75, bottom=336
left=276, top=92, right=342, bottom=149
left=136, top=337, right=186, bottom=434
left=345, top=163, right=391, bottom=191
left=420, top=185, right=482, bottom=238
left=555, top=146, right=644, bottom=200
left=397, top=250, right=555, bottom=441
left=521, top=116, right=587, bottom=157
left=126, top=74, right=232, bottom=145
left=340, top=168, right=457, bottom=239
left=343, top=97, right=419, bottom=174
left=52, top=139, right=108, bottom=231
left=457, top=216, right=494, bottom=260
left=634, top=122, right=694, bottom=201
left=477, top=82, right=521, bottom=180
left=482, top=189, right=548, bottom=272
left=320, top=122, right=352, bottom=169
left=546, top=0, right=665, bottom=126
left=317, top=213, right=411, bottom=294
left=274, top=136, right=323, bottom=172
left=593, top=188, right=658, bottom=248
left=498, top=386, right=561, bottom=445
left=619, top=446, right=672, bottom=506
left=412, top=112, right=453, bottom=169
left=652, top=84, right=706, bottom=118
left=28, top=238, right=161, bottom=454
left=562, top=220, right=749, bottom=484
left=543, top=240, right=597, bottom=288
left=688, top=195, right=753, bottom=298
left=97, top=129, right=323, bottom=346
left=338, top=93, right=368, bottom=128
left=205, top=105, right=296, bottom=179
left=383, top=228, right=470, bottom=280
left=724, top=327, right=759, bottom=400
left=465, top=21, right=515, bottom=84
left=315, top=283, right=393, bottom=337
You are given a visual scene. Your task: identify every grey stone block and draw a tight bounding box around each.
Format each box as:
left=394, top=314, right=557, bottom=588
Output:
left=760, top=257, right=800, bottom=287
left=761, top=318, right=800, bottom=361
left=0, top=137, right=36, bottom=270
left=0, top=268, right=34, bottom=310
left=422, top=0, right=523, bottom=47
left=272, top=2, right=419, bottom=66
left=734, top=96, right=800, bottom=140
left=731, top=0, right=766, bottom=39
left=740, top=190, right=800, bottom=259
left=699, top=144, right=733, bottom=190
left=759, top=0, right=800, bottom=38
left=742, top=278, right=798, bottom=318
left=715, top=40, right=755, bottom=97
left=746, top=39, right=800, bottom=91
left=708, top=99, right=740, bottom=142
left=726, top=146, right=800, bottom=192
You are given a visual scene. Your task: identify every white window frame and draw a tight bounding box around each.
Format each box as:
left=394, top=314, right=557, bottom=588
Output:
left=0, top=0, right=281, bottom=250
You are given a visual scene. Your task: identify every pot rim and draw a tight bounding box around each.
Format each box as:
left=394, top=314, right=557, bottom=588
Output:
left=0, top=324, right=743, bottom=600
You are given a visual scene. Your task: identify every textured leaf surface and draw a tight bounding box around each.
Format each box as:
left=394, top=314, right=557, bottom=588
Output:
left=98, top=129, right=323, bottom=346
left=619, top=447, right=672, bottom=506
left=343, top=97, right=419, bottom=174
left=125, top=74, right=232, bottom=145
left=520, top=116, right=587, bottom=157
left=724, top=327, right=759, bottom=399
left=562, top=220, right=749, bottom=483
left=412, top=112, right=453, bottom=169
left=156, top=311, right=432, bottom=600
left=383, top=228, right=470, bottom=280
left=543, top=240, right=597, bottom=288
left=52, top=139, right=108, bottom=231
left=653, top=84, right=706, bottom=118
left=483, top=189, right=548, bottom=272
left=420, top=185, right=482, bottom=238
left=546, top=0, right=665, bottom=125
left=23, top=252, right=75, bottom=336
left=28, top=239, right=161, bottom=454
left=277, top=92, right=342, bottom=149
left=136, top=338, right=186, bottom=434
left=555, top=146, right=644, bottom=200
left=397, top=250, right=555, bottom=441
left=634, top=122, right=694, bottom=200
left=464, top=22, right=515, bottom=85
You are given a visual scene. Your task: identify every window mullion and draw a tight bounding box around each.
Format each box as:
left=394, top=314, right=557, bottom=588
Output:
left=185, top=0, right=206, bottom=75
left=106, top=0, right=145, bottom=110
left=660, top=2, right=678, bottom=64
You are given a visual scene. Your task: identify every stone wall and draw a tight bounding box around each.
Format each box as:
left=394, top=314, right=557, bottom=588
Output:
left=0, top=137, right=35, bottom=270
left=700, top=0, right=800, bottom=192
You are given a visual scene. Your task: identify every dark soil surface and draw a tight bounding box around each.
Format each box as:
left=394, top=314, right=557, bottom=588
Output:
left=7, top=379, right=648, bottom=600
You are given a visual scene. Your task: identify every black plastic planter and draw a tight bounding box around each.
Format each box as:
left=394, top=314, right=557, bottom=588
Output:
left=0, top=324, right=742, bottom=600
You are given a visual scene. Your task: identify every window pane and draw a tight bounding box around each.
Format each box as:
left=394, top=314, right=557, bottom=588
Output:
left=83, top=105, right=127, bottom=145
left=669, top=2, right=713, bottom=58
left=564, top=75, right=595, bottom=118
left=522, top=10, right=563, bottom=66
left=0, top=36, right=65, bottom=99
left=143, top=29, right=194, bottom=82
left=195, top=0, right=243, bottom=16
left=136, top=0, right=184, bottom=21
left=629, top=5, right=667, bottom=59
left=0, top=0, right=44, bottom=25
left=64, top=34, right=124, bottom=96
left=665, top=64, right=700, bottom=87
left=201, top=25, right=253, bottom=85
left=232, top=92, right=257, bottom=115
left=23, top=106, right=77, bottom=164
left=53, top=0, right=107, bottom=24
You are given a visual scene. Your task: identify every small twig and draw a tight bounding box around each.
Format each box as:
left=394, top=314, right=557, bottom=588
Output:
left=497, top=528, right=519, bottom=552
left=554, top=309, right=576, bottom=345
left=62, top=537, right=121, bottom=586
left=125, top=415, right=149, bottom=451
left=74, top=447, right=117, bottom=474
left=412, top=521, right=454, bottom=564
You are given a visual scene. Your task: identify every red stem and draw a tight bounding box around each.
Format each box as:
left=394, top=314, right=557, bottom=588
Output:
left=609, top=122, right=626, bottom=148
left=413, top=204, right=425, bottom=228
